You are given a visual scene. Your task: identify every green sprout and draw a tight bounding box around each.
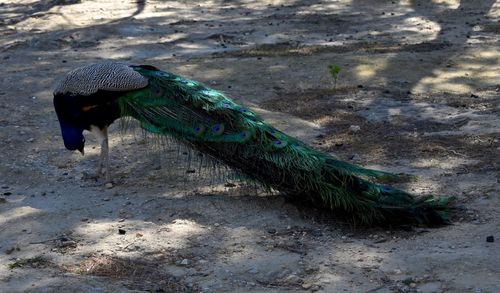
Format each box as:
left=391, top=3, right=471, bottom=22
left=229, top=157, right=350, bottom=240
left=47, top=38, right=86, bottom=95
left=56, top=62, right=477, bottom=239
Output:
left=328, top=64, right=342, bottom=89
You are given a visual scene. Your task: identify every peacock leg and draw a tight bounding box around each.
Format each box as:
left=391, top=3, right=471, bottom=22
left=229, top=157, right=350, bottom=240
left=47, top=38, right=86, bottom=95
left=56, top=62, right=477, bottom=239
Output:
left=90, top=126, right=111, bottom=183
left=100, top=138, right=110, bottom=182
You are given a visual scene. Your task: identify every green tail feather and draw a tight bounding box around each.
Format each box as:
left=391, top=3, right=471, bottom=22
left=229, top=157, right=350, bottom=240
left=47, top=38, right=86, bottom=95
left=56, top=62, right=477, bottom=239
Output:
left=117, top=65, right=455, bottom=226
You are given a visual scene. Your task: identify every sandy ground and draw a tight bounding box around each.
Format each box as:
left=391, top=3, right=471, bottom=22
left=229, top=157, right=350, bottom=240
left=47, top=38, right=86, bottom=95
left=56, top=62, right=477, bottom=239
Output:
left=0, top=0, right=499, bottom=292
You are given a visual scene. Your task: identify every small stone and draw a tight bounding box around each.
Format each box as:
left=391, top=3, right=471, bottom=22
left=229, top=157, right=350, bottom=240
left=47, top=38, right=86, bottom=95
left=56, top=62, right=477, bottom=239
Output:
left=349, top=125, right=361, bottom=133
left=486, top=235, right=494, bottom=242
left=118, top=229, right=126, bottom=235
left=105, top=182, right=114, bottom=189
left=0, top=198, right=6, bottom=204
left=248, top=267, right=259, bottom=274
left=267, top=228, right=277, bottom=234
left=284, top=274, right=302, bottom=284
left=26, top=138, right=35, bottom=142
left=214, top=223, right=220, bottom=227
left=180, top=259, right=189, bottom=265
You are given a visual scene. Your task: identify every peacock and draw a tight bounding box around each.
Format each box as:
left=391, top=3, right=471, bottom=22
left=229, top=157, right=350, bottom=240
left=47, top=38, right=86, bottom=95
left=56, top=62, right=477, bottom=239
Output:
left=53, top=62, right=454, bottom=226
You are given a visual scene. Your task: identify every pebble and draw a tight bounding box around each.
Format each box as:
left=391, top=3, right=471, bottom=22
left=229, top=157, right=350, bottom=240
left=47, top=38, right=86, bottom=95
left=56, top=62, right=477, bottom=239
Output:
left=267, top=228, right=277, bottom=234
left=284, top=274, right=302, bottom=284
left=0, top=198, right=6, bottom=204
left=118, top=229, right=126, bottom=235
left=180, top=258, right=189, bottom=265
left=486, top=235, right=494, bottom=242
left=105, top=182, right=114, bottom=189
left=248, top=267, right=259, bottom=274
left=349, top=125, right=361, bottom=133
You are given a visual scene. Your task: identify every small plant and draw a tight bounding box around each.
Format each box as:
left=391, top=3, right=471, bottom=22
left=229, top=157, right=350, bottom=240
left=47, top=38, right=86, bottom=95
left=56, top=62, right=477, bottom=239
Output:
left=328, top=64, right=342, bottom=89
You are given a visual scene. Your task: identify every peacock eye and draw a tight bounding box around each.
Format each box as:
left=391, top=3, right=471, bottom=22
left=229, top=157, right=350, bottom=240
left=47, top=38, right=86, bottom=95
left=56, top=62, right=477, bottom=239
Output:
left=154, top=87, right=163, bottom=96
left=273, top=139, right=288, bottom=148
left=211, top=123, right=224, bottom=135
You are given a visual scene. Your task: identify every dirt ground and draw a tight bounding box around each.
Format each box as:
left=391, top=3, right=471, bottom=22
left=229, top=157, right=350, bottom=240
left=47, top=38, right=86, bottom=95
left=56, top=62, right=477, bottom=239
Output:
left=0, top=0, right=499, bottom=292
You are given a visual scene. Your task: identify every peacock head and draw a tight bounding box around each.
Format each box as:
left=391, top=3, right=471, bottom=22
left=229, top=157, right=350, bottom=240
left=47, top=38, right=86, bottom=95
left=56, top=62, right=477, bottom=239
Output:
left=59, top=121, right=86, bottom=155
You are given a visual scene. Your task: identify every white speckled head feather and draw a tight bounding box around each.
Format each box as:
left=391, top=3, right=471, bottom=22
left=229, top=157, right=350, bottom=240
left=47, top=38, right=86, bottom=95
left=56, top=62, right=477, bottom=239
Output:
left=54, top=62, right=149, bottom=96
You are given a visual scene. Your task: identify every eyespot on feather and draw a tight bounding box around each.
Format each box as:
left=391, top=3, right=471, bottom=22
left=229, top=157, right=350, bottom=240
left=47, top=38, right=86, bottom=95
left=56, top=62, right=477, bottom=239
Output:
left=211, top=123, right=225, bottom=135
left=193, top=125, right=206, bottom=137
left=153, top=85, right=163, bottom=97
left=273, top=139, right=288, bottom=149
left=238, top=130, right=253, bottom=143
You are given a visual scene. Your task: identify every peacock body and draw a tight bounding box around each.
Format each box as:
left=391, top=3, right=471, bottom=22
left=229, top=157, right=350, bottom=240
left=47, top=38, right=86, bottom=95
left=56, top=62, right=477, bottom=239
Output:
left=54, top=62, right=454, bottom=226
